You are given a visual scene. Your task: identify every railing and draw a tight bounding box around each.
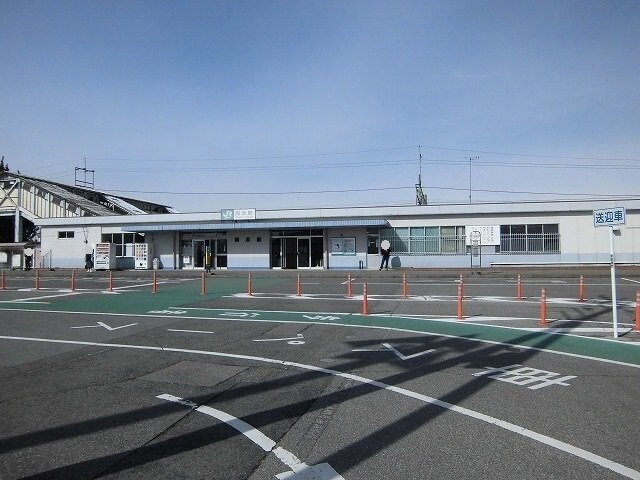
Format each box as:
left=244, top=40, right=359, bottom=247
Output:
left=500, top=233, right=560, bottom=254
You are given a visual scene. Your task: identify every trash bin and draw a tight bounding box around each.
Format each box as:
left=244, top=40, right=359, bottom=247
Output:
left=152, top=258, right=159, bottom=270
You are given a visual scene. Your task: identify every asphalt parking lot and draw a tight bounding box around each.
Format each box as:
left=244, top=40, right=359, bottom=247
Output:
left=0, top=267, right=639, bottom=479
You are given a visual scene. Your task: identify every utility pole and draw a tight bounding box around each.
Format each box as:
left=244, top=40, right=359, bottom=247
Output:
left=469, top=155, right=478, bottom=204
left=415, top=146, right=427, bottom=205
left=75, top=157, right=95, bottom=189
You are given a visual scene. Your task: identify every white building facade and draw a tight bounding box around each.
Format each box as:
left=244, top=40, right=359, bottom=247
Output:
left=34, top=199, right=640, bottom=270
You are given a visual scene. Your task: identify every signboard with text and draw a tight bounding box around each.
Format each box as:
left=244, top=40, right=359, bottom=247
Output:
left=465, top=225, right=500, bottom=246
left=221, top=208, right=256, bottom=221
left=593, top=207, right=625, bottom=227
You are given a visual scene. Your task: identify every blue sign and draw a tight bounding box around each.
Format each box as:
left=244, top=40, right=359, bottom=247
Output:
left=593, top=207, right=626, bottom=227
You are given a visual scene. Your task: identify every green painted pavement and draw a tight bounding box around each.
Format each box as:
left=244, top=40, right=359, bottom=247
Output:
left=1, top=278, right=638, bottom=366
left=156, top=306, right=640, bottom=367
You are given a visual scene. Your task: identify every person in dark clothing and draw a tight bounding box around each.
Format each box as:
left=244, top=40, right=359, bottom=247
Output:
left=379, top=245, right=391, bottom=270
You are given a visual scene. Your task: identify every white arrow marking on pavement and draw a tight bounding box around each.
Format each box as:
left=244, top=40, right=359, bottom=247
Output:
left=382, top=343, right=436, bottom=361
left=157, top=394, right=344, bottom=480
left=302, top=315, right=341, bottom=321
left=254, top=333, right=305, bottom=345
left=71, top=321, right=138, bottom=331
left=222, top=311, right=261, bottom=318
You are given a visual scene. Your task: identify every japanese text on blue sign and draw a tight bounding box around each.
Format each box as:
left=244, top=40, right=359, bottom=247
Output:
left=593, top=207, right=626, bottom=227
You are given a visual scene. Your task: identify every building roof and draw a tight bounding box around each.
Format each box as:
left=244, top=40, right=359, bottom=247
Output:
left=1, top=172, right=175, bottom=217
left=34, top=198, right=640, bottom=228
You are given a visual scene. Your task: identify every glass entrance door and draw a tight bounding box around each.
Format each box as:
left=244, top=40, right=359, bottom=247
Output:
left=193, top=240, right=205, bottom=268
left=283, top=238, right=297, bottom=269
left=297, top=238, right=310, bottom=268
left=271, top=231, right=324, bottom=269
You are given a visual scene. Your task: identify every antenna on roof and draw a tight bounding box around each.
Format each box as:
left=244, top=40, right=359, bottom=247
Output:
left=75, top=157, right=95, bottom=189
left=415, top=145, right=427, bottom=205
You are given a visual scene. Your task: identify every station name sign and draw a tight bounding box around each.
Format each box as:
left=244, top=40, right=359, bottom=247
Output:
left=593, top=207, right=625, bottom=227
left=221, top=208, right=256, bottom=221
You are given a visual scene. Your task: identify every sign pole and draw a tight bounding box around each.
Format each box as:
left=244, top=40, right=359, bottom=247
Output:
left=609, top=225, right=619, bottom=338
left=593, top=206, right=625, bottom=339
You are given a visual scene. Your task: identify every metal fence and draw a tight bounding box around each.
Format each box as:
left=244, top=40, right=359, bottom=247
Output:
left=500, top=233, right=560, bottom=254
left=380, top=232, right=561, bottom=256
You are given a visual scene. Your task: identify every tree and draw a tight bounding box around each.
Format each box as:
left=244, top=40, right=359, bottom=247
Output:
left=0, top=156, right=8, bottom=172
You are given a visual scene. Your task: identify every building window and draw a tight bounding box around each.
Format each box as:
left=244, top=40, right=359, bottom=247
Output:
left=367, top=228, right=379, bottom=254
left=500, top=224, right=560, bottom=254
left=380, top=226, right=466, bottom=255
left=58, top=231, right=75, bottom=239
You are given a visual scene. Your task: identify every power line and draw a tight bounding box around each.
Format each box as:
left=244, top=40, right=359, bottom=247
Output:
left=104, top=186, right=413, bottom=195
left=83, top=143, right=640, bottom=164
left=418, top=144, right=640, bottom=162
left=102, top=184, right=639, bottom=198
left=83, top=145, right=416, bottom=163
left=73, top=156, right=640, bottom=174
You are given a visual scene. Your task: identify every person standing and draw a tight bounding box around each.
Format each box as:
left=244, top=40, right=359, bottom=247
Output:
left=379, top=241, right=391, bottom=271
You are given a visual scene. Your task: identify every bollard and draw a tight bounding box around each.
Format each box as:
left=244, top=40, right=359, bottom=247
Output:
left=35, top=268, right=40, bottom=290
left=362, top=282, right=369, bottom=315
left=459, top=273, right=464, bottom=299
left=457, top=281, right=464, bottom=320
left=347, top=273, right=353, bottom=298
left=152, top=271, right=158, bottom=294
left=71, top=269, right=76, bottom=292
left=578, top=275, right=585, bottom=302
left=1, top=270, right=6, bottom=290
left=539, top=288, right=547, bottom=326
left=108, top=270, right=114, bottom=292
left=201, top=271, right=206, bottom=296
left=402, top=273, right=408, bottom=299
left=247, top=272, right=253, bottom=296
left=517, top=274, right=523, bottom=300
left=296, top=274, right=302, bottom=296
left=635, top=290, right=640, bottom=332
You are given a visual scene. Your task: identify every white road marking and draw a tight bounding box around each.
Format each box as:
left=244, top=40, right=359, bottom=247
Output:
left=1, top=335, right=638, bottom=479
left=71, top=321, right=138, bottom=331
left=148, top=309, right=188, bottom=315
left=381, top=343, right=436, bottom=360
left=254, top=333, right=305, bottom=345
left=222, top=311, right=261, bottom=318
left=524, top=327, right=633, bottom=333
left=473, top=364, right=576, bottom=390
left=230, top=292, right=639, bottom=307
left=157, top=393, right=344, bottom=480
left=168, top=329, right=215, bottom=334
left=0, top=306, right=638, bottom=368
left=0, top=300, right=50, bottom=304
left=352, top=346, right=390, bottom=352
left=11, top=291, right=83, bottom=301
left=622, top=277, right=640, bottom=284
left=303, top=315, right=341, bottom=321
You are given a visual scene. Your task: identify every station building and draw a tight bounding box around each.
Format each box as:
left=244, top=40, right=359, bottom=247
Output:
left=34, top=199, right=640, bottom=270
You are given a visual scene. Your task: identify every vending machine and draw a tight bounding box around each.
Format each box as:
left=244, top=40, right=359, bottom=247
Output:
left=134, top=243, right=153, bottom=269
left=94, top=243, right=116, bottom=270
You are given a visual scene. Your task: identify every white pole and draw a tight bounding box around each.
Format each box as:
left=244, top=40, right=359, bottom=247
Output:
left=609, top=226, right=619, bottom=338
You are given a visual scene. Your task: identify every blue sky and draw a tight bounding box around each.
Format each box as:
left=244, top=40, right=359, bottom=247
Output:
left=1, top=0, right=639, bottom=212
